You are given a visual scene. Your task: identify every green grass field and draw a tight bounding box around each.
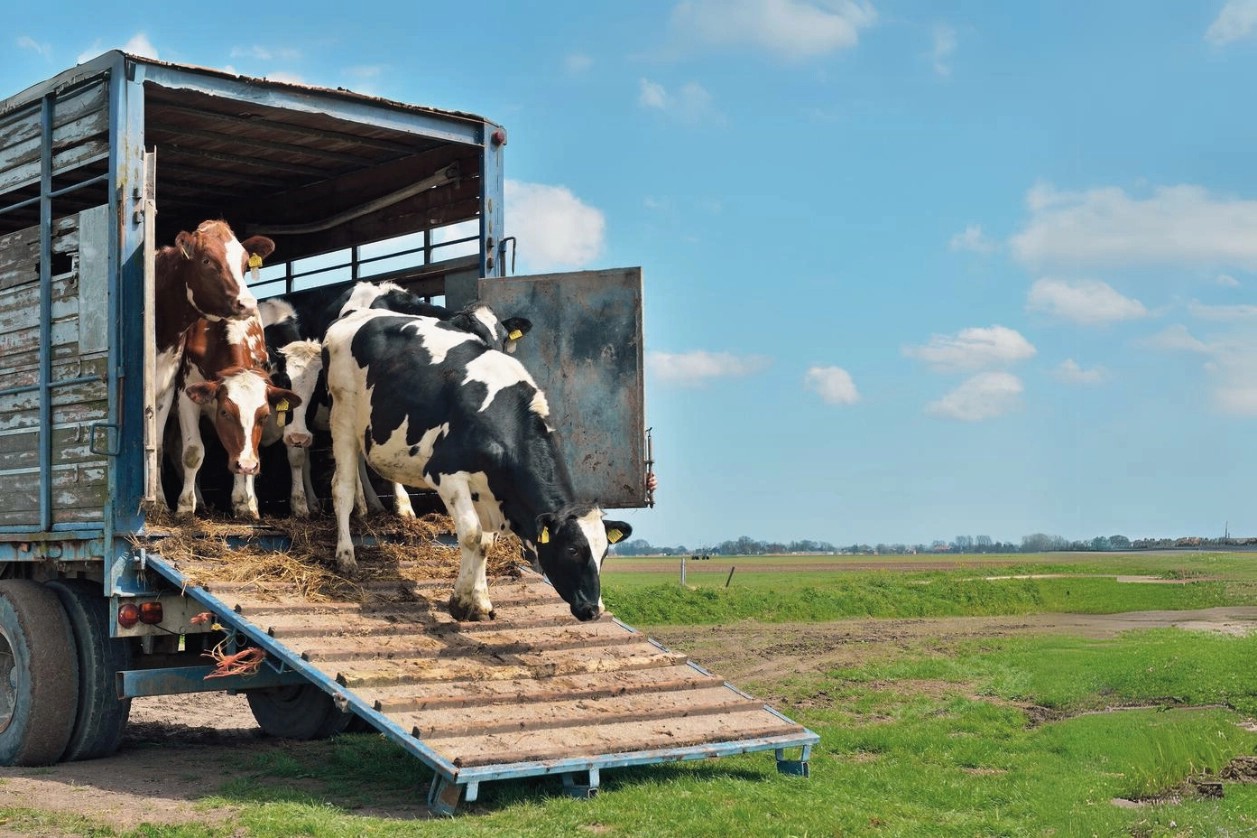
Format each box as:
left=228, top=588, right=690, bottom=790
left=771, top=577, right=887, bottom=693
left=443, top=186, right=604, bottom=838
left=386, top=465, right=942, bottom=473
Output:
left=3, top=551, right=1256, bottom=836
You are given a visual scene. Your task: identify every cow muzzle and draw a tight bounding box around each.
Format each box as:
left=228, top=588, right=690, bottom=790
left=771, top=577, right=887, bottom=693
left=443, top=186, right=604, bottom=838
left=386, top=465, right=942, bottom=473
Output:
left=283, top=429, right=313, bottom=448
left=231, top=459, right=260, bottom=476
left=570, top=601, right=601, bottom=622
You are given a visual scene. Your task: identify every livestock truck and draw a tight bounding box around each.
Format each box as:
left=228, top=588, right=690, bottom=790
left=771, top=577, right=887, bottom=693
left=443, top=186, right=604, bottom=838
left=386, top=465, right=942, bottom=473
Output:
left=0, top=52, right=813, bottom=811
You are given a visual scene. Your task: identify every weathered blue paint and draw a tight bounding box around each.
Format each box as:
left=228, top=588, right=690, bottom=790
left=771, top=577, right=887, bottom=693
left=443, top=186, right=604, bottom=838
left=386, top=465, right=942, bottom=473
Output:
left=38, top=94, right=53, bottom=531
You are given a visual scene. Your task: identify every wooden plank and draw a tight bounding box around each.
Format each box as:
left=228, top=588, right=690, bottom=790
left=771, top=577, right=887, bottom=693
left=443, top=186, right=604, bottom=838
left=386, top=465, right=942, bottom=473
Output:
left=359, top=664, right=723, bottom=714
left=0, top=216, right=80, bottom=292
left=434, top=709, right=804, bottom=768
left=264, top=607, right=578, bottom=640
left=0, top=135, right=109, bottom=195
left=0, top=397, right=108, bottom=433
left=334, top=646, right=688, bottom=689
left=0, top=355, right=108, bottom=396
left=0, top=426, right=99, bottom=471
left=404, top=687, right=764, bottom=740
left=298, top=622, right=641, bottom=663
left=0, top=79, right=107, bottom=158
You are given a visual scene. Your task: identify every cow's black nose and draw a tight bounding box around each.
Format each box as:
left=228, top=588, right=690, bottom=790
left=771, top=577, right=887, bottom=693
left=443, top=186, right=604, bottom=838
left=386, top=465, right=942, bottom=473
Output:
left=571, top=602, right=599, bottom=622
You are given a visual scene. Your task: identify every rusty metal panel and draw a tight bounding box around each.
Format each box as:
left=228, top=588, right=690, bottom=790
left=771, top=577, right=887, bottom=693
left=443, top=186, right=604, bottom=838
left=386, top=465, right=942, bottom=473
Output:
left=479, top=268, right=645, bottom=509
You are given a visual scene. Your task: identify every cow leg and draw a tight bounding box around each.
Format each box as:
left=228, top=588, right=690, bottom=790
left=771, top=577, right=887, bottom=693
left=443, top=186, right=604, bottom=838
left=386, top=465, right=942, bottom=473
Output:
left=231, top=473, right=259, bottom=520
left=301, top=451, right=320, bottom=514
left=356, top=456, right=386, bottom=515
left=175, top=395, right=204, bottom=518
left=442, top=481, right=494, bottom=621
left=329, top=403, right=360, bottom=575
left=392, top=482, right=416, bottom=519
left=286, top=444, right=310, bottom=518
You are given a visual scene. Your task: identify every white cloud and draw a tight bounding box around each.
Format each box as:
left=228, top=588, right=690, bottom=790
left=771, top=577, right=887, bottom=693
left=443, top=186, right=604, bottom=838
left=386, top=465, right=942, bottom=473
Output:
left=1010, top=182, right=1257, bottom=270
left=931, top=24, right=956, bottom=77
left=1052, top=359, right=1107, bottom=386
left=1208, top=338, right=1257, bottom=415
left=1188, top=300, right=1257, bottom=321
left=948, top=223, right=995, bottom=254
left=904, top=325, right=1036, bottom=372
left=638, top=78, right=719, bottom=124
left=505, top=180, right=605, bottom=272
left=17, top=36, right=51, bottom=57
left=1206, top=0, right=1257, bottom=44
left=1138, top=324, right=1213, bottom=353
left=1217, top=273, right=1241, bottom=287
left=78, top=32, right=158, bottom=65
left=230, top=45, right=301, bottom=61
left=926, top=372, right=1023, bottom=421
left=649, top=350, right=771, bottom=386
left=565, top=53, right=594, bottom=73
left=670, top=0, right=876, bottom=59
left=1026, top=278, right=1148, bottom=326
left=804, top=366, right=860, bottom=405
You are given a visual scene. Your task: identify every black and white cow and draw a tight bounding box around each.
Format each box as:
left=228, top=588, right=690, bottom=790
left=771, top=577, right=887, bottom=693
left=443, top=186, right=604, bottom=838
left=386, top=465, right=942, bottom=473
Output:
left=322, top=307, right=629, bottom=622
left=258, top=298, right=324, bottom=516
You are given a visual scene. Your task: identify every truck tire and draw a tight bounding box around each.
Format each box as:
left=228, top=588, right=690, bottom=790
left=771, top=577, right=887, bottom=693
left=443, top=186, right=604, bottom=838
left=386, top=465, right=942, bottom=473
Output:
left=0, top=580, right=79, bottom=766
left=246, top=684, right=353, bottom=740
left=46, top=579, right=133, bottom=761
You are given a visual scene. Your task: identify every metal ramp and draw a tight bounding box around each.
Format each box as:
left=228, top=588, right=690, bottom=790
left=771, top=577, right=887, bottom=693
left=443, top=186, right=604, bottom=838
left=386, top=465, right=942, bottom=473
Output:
left=142, top=554, right=817, bottom=813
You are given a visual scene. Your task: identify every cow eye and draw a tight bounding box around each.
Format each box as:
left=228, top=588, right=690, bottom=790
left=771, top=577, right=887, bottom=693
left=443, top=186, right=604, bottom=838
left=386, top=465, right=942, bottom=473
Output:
left=201, top=257, right=211, bottom=266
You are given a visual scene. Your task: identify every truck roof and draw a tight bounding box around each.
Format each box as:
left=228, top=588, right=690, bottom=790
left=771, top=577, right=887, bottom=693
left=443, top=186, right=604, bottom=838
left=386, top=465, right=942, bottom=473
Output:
left=0, top=50, right=499, bottom=130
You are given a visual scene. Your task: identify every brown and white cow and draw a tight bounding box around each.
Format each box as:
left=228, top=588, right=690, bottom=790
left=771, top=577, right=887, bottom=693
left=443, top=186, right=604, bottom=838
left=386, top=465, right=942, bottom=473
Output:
left=154, top=221, right=274, bottom=507
left=175, top=315, right=300, bottom=519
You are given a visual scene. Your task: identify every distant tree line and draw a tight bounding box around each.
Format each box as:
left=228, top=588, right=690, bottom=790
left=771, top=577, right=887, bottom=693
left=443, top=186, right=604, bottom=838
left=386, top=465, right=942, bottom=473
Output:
left=613, top=532, right=1256, bottom=557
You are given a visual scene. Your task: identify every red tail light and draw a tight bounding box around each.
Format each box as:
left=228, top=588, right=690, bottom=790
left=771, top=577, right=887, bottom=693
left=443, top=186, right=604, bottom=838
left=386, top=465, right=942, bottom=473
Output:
left=117, top=603, right=140, bottom=628
left=139, top=602, right=163, bottom=625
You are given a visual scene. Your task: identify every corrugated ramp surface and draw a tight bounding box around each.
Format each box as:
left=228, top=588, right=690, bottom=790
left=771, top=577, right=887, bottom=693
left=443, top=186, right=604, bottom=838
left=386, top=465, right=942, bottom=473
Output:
left=148, top=555, right=817, bottom=809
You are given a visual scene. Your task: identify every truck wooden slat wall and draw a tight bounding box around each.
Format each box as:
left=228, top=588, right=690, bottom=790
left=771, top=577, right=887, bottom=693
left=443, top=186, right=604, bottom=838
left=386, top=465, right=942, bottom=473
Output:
left=0, top=207, right=111, bottom=528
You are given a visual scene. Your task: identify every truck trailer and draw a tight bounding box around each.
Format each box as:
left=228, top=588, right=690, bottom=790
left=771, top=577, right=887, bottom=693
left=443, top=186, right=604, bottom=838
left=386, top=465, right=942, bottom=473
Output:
left=0, top=52, right=813, bottom=811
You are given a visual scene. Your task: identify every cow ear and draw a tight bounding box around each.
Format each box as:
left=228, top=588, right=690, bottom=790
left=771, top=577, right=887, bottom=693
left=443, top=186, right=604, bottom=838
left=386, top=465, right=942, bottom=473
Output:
left=175, top=231, right=195, bottom=260
left=603, top=520, right=632, bottom=544
left=267, top=386, right=302, bottom=410
left=503, top=317, right=532, bottom=341
left=241, top=236, right=276, bottom=261
left=185, top=382, right=218, bottom=404
left=536, top=513, right=558, bottom=545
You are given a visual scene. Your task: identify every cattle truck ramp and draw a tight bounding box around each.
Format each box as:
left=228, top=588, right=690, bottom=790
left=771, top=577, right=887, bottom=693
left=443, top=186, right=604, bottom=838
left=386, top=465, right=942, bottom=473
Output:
left=137, top=549, right=817, bottom=814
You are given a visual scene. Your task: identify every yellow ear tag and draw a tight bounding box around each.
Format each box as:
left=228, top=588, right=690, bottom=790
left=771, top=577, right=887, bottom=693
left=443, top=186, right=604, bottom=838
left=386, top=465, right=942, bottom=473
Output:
left=508, top=329, right=523, bottom=340
left=607, top=528, right=624, bottom=544
left=275, top=399, right=290, bottom=428
left=538, top=527, right=550, bottom=544
left=248, top=253, right=263, bottom=282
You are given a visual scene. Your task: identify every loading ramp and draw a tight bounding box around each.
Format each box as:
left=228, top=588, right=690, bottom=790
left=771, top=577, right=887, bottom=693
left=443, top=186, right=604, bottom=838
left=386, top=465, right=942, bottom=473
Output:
left=138, top=552, right=817, bottom=813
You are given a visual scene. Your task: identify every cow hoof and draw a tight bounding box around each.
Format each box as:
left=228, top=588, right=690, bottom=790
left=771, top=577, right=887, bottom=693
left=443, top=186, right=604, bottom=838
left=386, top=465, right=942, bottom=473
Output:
left=335, top=551, right=358, bottom=577
left=448, top=595, right=495, bottom=622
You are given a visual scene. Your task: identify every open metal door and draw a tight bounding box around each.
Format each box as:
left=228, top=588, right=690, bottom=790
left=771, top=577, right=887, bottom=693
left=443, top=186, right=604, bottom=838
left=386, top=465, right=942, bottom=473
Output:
left=478, top=268, right=646, bottom=509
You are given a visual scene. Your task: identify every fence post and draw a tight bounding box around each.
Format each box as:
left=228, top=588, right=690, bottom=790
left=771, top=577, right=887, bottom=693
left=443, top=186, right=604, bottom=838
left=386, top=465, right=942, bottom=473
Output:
left=725, top=567, right=736, bottom=588
left=680, top=556, right=687, bottom=586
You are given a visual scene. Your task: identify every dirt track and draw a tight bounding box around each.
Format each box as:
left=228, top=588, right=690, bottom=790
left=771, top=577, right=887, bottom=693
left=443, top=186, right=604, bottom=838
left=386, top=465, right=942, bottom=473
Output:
left=1, top=606, right=1255, bottom=832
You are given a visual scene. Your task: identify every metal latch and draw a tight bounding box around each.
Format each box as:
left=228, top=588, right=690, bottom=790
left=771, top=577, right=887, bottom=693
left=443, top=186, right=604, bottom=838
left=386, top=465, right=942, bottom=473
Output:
left=89, top=422, right=120, bottom=456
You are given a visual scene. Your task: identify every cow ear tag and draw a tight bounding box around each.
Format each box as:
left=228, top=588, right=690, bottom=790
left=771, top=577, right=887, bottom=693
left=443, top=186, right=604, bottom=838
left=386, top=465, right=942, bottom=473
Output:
left=607, top=528, right=624, bottom=544
left=248, top=253, right=263, bottom=282
left=539, top=527, right=550, bottom=544
left=275, top=398, right=290, bottom=428
left=508, top=329, right=524, bottom=340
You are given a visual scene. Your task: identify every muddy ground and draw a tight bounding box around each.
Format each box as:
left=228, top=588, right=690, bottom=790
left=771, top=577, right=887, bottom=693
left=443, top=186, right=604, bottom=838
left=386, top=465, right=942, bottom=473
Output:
left=1, top=606, right=1255, bottom=833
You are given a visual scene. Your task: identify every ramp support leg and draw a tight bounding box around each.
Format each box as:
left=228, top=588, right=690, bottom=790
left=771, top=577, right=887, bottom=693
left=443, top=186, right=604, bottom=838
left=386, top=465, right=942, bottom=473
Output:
left=776, top=744, right=812, bottom=778
left=427, top=775, right=463, bottom=816
left=562, top=767, right=600, bottom=799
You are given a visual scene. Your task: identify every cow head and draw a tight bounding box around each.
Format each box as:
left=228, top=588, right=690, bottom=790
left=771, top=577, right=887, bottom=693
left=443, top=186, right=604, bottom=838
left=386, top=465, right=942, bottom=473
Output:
left=534, top=507, right=631, bottom=622
left=174, top=221, right=273, bottom=321
left=186, top=368, right=301, bottom=475
left=452, top=305, right=532, bottom=354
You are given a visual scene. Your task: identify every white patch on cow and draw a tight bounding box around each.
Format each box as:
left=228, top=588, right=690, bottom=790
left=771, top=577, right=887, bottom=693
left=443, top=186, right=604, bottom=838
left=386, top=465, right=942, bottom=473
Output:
left=258, top=298, right=296, bottom=328
left=471, top=306, right=502, bottom=342
left=220, top=370, right=269, bottom=471
left=361, top=418, right=451, bottom=491
left=576, top=509, right=610, bottom=571
left=225, top=316, right=258, bottom=347
left=224, top=237, right=257, bottom=312
left=402, top=318, right=478, bottom=364
left=339, top=280, right=405, bottom=317
left=462, top=351, right=536, bottom=412
left=529, top=390, right=550, bottom=418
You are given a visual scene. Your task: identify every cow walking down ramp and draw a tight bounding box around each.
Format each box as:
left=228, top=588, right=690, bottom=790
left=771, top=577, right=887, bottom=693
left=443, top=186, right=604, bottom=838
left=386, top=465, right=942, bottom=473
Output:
left=323, top=308, right=628, bottom=623
left=141, top=552, right=816, bottom=814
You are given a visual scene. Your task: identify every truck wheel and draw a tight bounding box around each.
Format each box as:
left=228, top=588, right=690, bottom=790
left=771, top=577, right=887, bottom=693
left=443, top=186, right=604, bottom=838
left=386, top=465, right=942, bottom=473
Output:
left=46, top=579, right=133, bottom=761
left=0, top=580, right=79, bottom=765
left=246, top=684, right=352, bottom=740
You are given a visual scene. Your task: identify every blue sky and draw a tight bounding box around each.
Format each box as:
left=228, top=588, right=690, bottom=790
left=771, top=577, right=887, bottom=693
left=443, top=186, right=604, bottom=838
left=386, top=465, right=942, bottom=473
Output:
left=8, top=1, right=1257, bottom=549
